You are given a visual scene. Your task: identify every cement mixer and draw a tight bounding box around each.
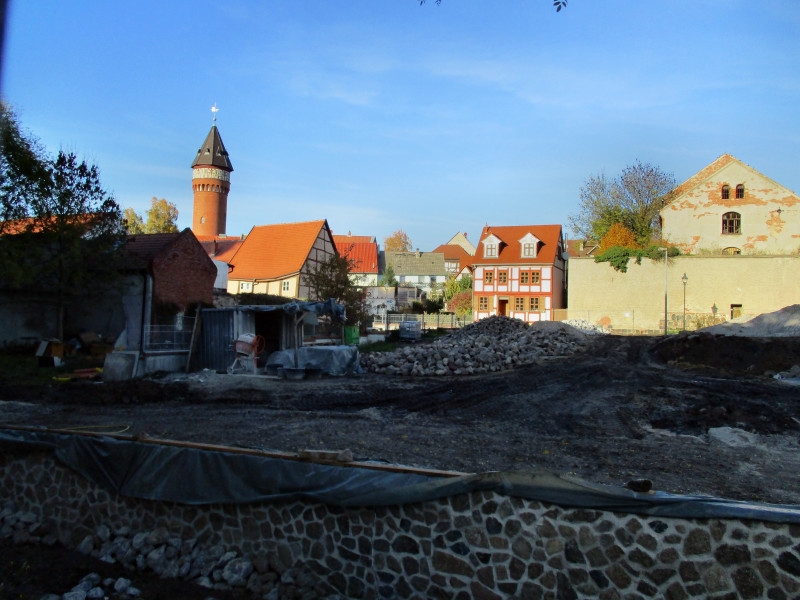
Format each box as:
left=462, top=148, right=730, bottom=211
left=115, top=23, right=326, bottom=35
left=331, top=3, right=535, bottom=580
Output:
left=227, top=333, right=265, bottom=375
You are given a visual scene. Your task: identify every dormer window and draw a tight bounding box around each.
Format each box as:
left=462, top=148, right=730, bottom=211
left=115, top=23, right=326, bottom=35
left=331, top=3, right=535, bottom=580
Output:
left=482, top=233, right=502, bottom=258
left=721, top=185, right=730, bottom=200
left=518, top=232, right=541, bottom=259
left=736, top=184, right=745, bottom=199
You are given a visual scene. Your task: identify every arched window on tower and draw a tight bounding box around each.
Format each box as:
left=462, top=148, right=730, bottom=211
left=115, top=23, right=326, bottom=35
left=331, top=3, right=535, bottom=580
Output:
left=736, top=184, right=745, bottom=199
left=721, top=185, right=730, bottom=200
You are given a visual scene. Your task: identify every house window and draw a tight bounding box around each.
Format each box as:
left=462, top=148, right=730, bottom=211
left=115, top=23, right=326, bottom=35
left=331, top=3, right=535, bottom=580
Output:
left=485, top=243, right=497, bottom=257
left=282, top=281, right=290, bottom=292
left=721, top=185, right=730, bottom=200
left=530, top=271, right=541, bottom=285
left=522, top=242, right=536, bottom=258
left=520, top=271, right=529, bottom=284
left=479, top=296, right=488, bottom=311
left=497, top=271, right=508, bottom=284
left=529, top=297, right=541, bottom=311
left=514, top=297, right=525, bottom=311
left=731, top=304, right=743, bottom=319
left=722, top=212, right=741, bottom=234
left=736, top=184, right=745, bottom=199
left=484, top=271, right=494, bottom=284
left=239, top=281, right=253, bottom=292
left=723, top=247, right=741, bottom=255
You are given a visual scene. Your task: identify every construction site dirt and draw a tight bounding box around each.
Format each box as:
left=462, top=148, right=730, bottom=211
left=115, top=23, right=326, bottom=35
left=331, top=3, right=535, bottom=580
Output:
left=4, top=332, right=800, bottom=506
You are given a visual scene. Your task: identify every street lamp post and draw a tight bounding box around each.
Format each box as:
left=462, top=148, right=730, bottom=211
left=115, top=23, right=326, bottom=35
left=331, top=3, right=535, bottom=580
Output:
left=682, top=273, right=688, bottom=330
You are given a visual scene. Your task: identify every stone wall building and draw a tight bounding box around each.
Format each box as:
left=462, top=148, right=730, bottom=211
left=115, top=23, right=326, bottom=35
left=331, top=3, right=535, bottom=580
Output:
left=660, top=154, right=800, bottom=255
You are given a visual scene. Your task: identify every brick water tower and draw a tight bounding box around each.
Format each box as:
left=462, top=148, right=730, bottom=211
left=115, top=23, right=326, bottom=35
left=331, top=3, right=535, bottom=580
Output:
left=191, top=107, right=233, bottom=237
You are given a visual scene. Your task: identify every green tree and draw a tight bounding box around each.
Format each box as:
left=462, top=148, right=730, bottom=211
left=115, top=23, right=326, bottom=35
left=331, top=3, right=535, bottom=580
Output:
left=569, top=161, right=676, bottom=247
left=442, top=274, right=472, bottom=302
left=384, top=229, right=412, bottom=252
left=0, top=102, right=49, bottom=232
left=123, top=207, right=145, bottom=234
left=0, top=150, right=124, bottom=339
left=305, top=252, right=370, bottom=328
left=145, top=197, right=178, bottom=233
left=378, top=265, right=398, bottom=286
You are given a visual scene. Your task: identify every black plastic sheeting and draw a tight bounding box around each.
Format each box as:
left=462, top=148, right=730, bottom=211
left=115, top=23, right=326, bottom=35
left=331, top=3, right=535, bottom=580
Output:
left=3, top=428, right=800, bottom=524
left=240, top=298, right=346, bottom=319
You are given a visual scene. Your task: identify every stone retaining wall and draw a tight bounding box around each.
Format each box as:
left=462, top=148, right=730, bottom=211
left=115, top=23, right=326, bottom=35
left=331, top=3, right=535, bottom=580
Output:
left=3, top=451, right=800, bottom=599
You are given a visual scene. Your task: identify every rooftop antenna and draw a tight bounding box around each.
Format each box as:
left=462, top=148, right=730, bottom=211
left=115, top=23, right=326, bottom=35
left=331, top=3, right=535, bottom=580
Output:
left=211, top=102, right=219, bottom=124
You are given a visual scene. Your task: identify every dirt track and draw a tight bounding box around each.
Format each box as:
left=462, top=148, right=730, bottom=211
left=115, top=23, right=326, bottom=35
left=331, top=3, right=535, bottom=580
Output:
left=3, top=332, right=800, bottom=505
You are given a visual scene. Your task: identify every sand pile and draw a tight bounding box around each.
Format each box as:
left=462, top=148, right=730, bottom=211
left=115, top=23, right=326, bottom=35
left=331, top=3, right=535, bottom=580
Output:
left=700, top=304, right=800, bottom=337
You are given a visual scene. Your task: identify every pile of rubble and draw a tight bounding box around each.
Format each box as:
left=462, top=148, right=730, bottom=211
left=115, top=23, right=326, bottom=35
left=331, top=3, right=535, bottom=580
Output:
left=361, top=316, right=589, bottom=376
left=562, top=319, right=610, bottom=334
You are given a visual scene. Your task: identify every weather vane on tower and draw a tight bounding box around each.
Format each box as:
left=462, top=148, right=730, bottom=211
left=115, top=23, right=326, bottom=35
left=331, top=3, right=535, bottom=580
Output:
left=211, top=102, right=219, bottom=124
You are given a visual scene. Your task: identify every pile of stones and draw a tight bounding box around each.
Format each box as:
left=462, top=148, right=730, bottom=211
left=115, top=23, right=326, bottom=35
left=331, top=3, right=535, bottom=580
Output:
left=562, top=319, right=611, bottom=334
left=361, top=315, right=590, bottom=376
left=0, top=502, right=339, bottom=600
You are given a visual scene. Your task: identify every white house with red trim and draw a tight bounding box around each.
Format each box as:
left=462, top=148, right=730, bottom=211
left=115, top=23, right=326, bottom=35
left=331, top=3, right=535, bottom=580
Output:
left=472, top=224, right=566, bottom=323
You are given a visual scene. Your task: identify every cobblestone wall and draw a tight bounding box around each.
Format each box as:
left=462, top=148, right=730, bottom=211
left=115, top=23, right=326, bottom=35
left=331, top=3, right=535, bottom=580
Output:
left=3, top=451, right=800, bottom=599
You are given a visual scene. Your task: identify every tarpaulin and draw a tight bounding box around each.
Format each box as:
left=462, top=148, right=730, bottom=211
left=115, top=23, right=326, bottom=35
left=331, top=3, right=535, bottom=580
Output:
left=3, top=428, right=800, bottom=524
left=266, top=346, right=361, bottom=376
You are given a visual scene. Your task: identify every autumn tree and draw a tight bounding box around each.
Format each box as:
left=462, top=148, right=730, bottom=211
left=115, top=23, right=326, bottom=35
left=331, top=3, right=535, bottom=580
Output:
left=599, top=223, right=638, bottom=253
left=124, top=197, right=179, bottom=234
left=448, top=290, right=473, bottom=318
left=145, top=197, right=178, bottom=233
left=442, top=274, right=472, bottom=302
left=569, top=161, right=676, bottom=247
left=384, top=229, right=412, bottom=252
left=123, top=208, right=145, bottom=234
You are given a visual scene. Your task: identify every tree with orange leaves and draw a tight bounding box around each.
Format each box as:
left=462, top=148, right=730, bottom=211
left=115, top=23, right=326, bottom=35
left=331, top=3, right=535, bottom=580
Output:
left=599, top=222, right=638, bottom=253
left=383, top=229, right=412, bottom=252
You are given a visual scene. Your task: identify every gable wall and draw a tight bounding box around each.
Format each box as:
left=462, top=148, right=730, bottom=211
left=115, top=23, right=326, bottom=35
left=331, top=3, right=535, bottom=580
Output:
left=662, top=162, right=800, bottom=255
left=151, top=234, right=217, bottom=308
left=299, top=226, right=336, bottom=300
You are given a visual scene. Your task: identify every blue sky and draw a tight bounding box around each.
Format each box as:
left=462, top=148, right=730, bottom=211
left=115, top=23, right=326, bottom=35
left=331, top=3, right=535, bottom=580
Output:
left=3, top=1, right=799, bottom=251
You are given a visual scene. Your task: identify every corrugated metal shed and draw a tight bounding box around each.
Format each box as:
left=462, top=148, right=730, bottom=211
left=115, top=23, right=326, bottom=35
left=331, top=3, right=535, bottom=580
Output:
left=192, top=301, right=345, bottom=372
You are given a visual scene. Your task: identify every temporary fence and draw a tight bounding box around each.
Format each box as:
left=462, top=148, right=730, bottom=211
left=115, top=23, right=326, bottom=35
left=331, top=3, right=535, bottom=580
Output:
left=143, top=316, right=197, bottom=352
left=370, top=312, right=471, bottom=331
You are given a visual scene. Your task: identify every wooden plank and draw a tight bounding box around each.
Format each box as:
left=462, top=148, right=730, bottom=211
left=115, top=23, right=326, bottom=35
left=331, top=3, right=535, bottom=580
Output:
left=185, top=304, right=202, bottom=373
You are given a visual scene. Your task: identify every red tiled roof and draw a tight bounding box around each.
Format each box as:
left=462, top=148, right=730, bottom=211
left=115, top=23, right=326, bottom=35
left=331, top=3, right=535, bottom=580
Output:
left=566, top=239, right=600, bottom=258
left=198, top=238, right=244, bottom=263
left=229, top=220, right=329, bottom=281
left=332, top=234, right=373, bottom=244
left=432, top=243, right=474, bottom=272
left=474, top=225, right=563, bottom=265
left=335, top=240, right=378, bottom=274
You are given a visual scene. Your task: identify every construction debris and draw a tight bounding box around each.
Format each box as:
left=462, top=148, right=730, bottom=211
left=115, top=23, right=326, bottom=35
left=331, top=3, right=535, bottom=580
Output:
left=360, top=316, right=589, bottom=376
